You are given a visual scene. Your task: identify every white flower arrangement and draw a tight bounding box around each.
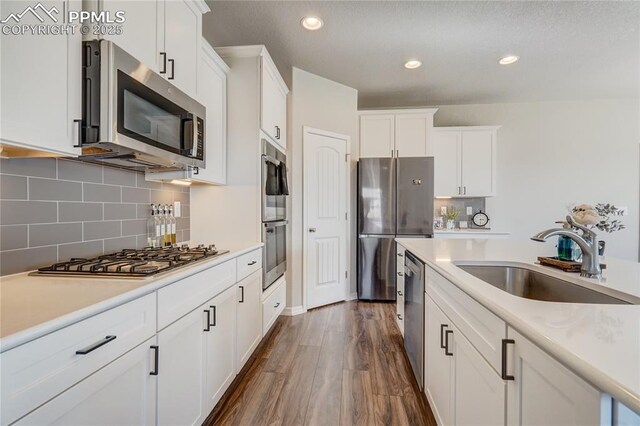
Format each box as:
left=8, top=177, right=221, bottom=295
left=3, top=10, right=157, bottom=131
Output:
left=567, top=203, right=625, bottom=234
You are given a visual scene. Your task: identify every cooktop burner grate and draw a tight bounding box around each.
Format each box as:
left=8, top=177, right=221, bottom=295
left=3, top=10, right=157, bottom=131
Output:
left=35, top=245, right=229, bottom=278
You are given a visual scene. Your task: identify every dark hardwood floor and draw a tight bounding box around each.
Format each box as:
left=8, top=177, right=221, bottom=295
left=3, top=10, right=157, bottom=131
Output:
left=205, top=301, right=437, bottom=426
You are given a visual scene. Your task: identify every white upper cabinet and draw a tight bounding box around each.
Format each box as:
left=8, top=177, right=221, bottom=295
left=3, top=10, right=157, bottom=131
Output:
left=162, top=0, right=202, bottom=98
left=261, top=56, right=288, bottom=150
left=395, top=113, right=433, bottom=157
left=432, top=126, right=499, bottom=197
left=0, top=0, right=82, bottom=156
left=91, top=0, right=161, bottom=73
left=507, top=328, right=603, bottom=426
left=432, top=130, right=461, bottom=197
left=359, top=109, right=437, bottom=158
left=360, top=114, right=395, bottom=158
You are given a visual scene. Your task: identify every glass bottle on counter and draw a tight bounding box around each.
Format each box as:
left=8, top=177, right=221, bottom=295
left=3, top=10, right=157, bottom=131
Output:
left=167, top=204, right=177, bottom=245
left=146, top=204, right=161, bottom=248
left=159, top=204, right=169, bottom=247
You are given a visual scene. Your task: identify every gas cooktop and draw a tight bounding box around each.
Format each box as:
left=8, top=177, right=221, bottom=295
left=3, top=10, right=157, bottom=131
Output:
left=34, top=245, right=229, bottom=278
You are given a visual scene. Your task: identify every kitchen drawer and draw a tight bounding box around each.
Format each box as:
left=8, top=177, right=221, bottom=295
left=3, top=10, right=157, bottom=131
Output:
left=0, top=294, right=155, bottom=425
left=157, top=259, right=236, bottom=330
left=426, top=266, right=506, bottom=373
left=262, top=277, right=286, bottom=335
left=236, top=248, right=262, bottom=281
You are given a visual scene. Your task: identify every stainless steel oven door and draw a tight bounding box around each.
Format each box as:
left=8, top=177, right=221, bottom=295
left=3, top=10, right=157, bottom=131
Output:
left=263, top=220, right=287, bottom=290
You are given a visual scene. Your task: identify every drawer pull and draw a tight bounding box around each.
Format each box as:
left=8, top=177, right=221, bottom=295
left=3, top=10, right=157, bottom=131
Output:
left=440, top=324, right=448, bottom=349
left=274, top=302, right=280, bottom=308
left=444, top=330, right=453, bottom=356
left=397, top=290, right=403, bottom=296
left=248, top=260, right=257, bottom=266
left=239, top=285, right=245, bottom=303
left=75, top=335, right=116, bottom=355
left=501, top=339, right=515, bottom=381
left=397, top=271, right=404, bottom=276
left=397, top=252, right=403, bottom=257
left=150, top=345, right=159, bottom=376
left=397, top=314, right=402, bottom=320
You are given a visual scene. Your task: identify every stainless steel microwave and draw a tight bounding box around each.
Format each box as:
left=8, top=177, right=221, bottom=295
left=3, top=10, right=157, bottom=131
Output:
left=79, top=40, right=206, bottom=171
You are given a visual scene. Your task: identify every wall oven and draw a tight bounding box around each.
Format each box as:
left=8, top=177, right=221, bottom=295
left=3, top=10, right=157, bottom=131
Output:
left=263, top=220, right=287, bottom=290
left=80, top=39, right=206, bottom=171
left=261, top=139, right=288, bottom=222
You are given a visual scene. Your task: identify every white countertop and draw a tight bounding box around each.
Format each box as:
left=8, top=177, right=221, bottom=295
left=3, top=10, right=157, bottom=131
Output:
left=434, top=229, right=511, bottom=235
left=0, top=242, right=263, bottom=352
left=396, top=238, right=640, bottom=414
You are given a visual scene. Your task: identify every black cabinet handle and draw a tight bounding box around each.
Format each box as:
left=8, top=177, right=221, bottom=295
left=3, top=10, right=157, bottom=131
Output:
left=210, top=305, right=216, bottom=327
left=275, top=126, right=280, bottom=140
left=248, top=260, right=257, bottom=266
left=501, top=339, right=515, bottom=380
left=444, top=330, right=453, bottom=356
left=204, top=309, right=211, bottom=331
left=397, top=290, right=403, bottom=296
left=274, top=302, right=280, bottom=308
left=73, top=119, right=82, bottom=148
left=75, top=335, right=116, bottom=355
left=440, top=324, right=448, bottom=349
left=239, top=285, right=245, bottom=303
left=397, top=271, right=404, bottom=276
left=159, top=52, right=167, bottom=74
left=150, top=345, right=159, bottom=376
left=168, top=58, right=175, bottom=80
left=397, top=314, right=402, bottom=320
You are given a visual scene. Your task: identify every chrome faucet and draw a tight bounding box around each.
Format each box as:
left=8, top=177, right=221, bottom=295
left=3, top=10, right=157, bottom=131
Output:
left=531, top=215, right=602, bottom=279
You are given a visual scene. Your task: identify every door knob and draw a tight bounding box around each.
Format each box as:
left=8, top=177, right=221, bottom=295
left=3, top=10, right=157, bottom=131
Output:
left=309, top=228, right=317, bottom=233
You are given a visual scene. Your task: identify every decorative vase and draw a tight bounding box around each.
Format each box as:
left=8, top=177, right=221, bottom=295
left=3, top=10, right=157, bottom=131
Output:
left=446, top=220, right=455, bottom=230
left=557, top=236, right=581, bottom=262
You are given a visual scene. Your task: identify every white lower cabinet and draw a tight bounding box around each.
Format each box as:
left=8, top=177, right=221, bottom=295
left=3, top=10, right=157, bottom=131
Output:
left=453, top=324, right=505, bottom=426
left=203, top=286, right=237, bottom=412
left=15, top=337, right=157, bottom=425
left=262, top=277, right=286, bottom=335
left=425, top=296, right=454, bottom=426
left=236, top=270, right=263, bottom=371
left=157, top=303, right=207, bottom=426
left=507, top=328, right=603, bottom=426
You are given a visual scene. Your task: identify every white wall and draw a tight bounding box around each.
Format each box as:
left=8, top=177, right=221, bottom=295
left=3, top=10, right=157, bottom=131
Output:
left=287, top=67, right=358, bottom=310
left=434, top=99, right=640, bottom=260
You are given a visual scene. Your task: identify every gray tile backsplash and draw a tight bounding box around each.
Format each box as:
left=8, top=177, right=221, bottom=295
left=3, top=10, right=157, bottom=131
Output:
left=0, top=158, right=190, bottom=276
left=434, top=197, right=487, bottom=228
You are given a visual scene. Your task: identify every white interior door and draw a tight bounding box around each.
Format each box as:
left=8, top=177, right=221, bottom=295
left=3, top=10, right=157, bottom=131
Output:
left=304, top=128, right=349, bottom=310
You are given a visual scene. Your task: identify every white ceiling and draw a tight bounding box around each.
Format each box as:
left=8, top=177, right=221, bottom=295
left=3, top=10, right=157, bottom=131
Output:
left=202, top=1, right=640, bottom=108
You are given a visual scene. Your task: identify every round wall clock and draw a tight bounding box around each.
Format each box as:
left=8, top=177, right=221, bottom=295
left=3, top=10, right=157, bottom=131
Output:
left=471, top=210, right=490, bottom=228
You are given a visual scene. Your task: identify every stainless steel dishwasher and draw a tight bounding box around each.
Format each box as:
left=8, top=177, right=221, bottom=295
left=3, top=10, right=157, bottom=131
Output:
left=403, top=251, right=425, bottom=389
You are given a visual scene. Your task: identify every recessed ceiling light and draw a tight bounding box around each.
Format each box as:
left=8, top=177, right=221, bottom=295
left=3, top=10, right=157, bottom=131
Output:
left=498, top=55, right=519, bottom=65
left=404, top=60, right=422, bottom=69
left=301, top=16, right=323, bottom=30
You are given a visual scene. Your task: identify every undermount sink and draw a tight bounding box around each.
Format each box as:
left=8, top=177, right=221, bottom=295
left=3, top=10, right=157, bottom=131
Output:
left=457, top=264, right=631, bottom=305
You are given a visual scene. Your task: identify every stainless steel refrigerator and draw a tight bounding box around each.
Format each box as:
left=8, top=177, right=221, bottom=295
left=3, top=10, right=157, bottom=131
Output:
left=357, top=157, right=434, bottom=301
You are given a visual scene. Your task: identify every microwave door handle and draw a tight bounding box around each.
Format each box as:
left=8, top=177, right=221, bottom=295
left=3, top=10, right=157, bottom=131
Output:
left=181, top=113, right=195, bottom=156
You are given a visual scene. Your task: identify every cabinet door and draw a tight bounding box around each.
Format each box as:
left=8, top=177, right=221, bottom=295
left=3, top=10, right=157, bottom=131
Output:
left=163, top=0, right=199, bottom=98
left=360, top=114, right=395, bottom=158
left=236, top=270, right=263, bottom=371
left=507, top=328, right=602, bottom=426
left=261, top=58, right=286, bottom=147
left=98, top=0, right=160, bottom=73
left=203, top=286, right=237, bottom=412
left=424, top=296, right=454, bottom=426
left=157, top=306, right=207, bottom=426
left=16, top=338, right=157, bottom=426
left=396, top=246, right=405, bottom=335
left=193, top=43, right=227, bottom=185
left=432, top=131, right=461, bottom=197
left=395, top=113, right=432, bottom=157
left=461, top=130, right=495, bottom=196
left=453, top=325, right=505, bottom=426
left=0, top=0, right=81, bottom=156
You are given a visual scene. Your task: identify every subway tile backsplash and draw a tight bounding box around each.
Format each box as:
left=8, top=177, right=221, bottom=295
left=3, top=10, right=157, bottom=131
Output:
left=0, top=158, right=190, bottom=276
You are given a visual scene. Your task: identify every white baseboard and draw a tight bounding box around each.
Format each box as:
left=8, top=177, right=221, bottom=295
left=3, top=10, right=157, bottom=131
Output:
left=282, top=305, right=307, bottom=316
left=348, top=292, right=358, bottom=301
